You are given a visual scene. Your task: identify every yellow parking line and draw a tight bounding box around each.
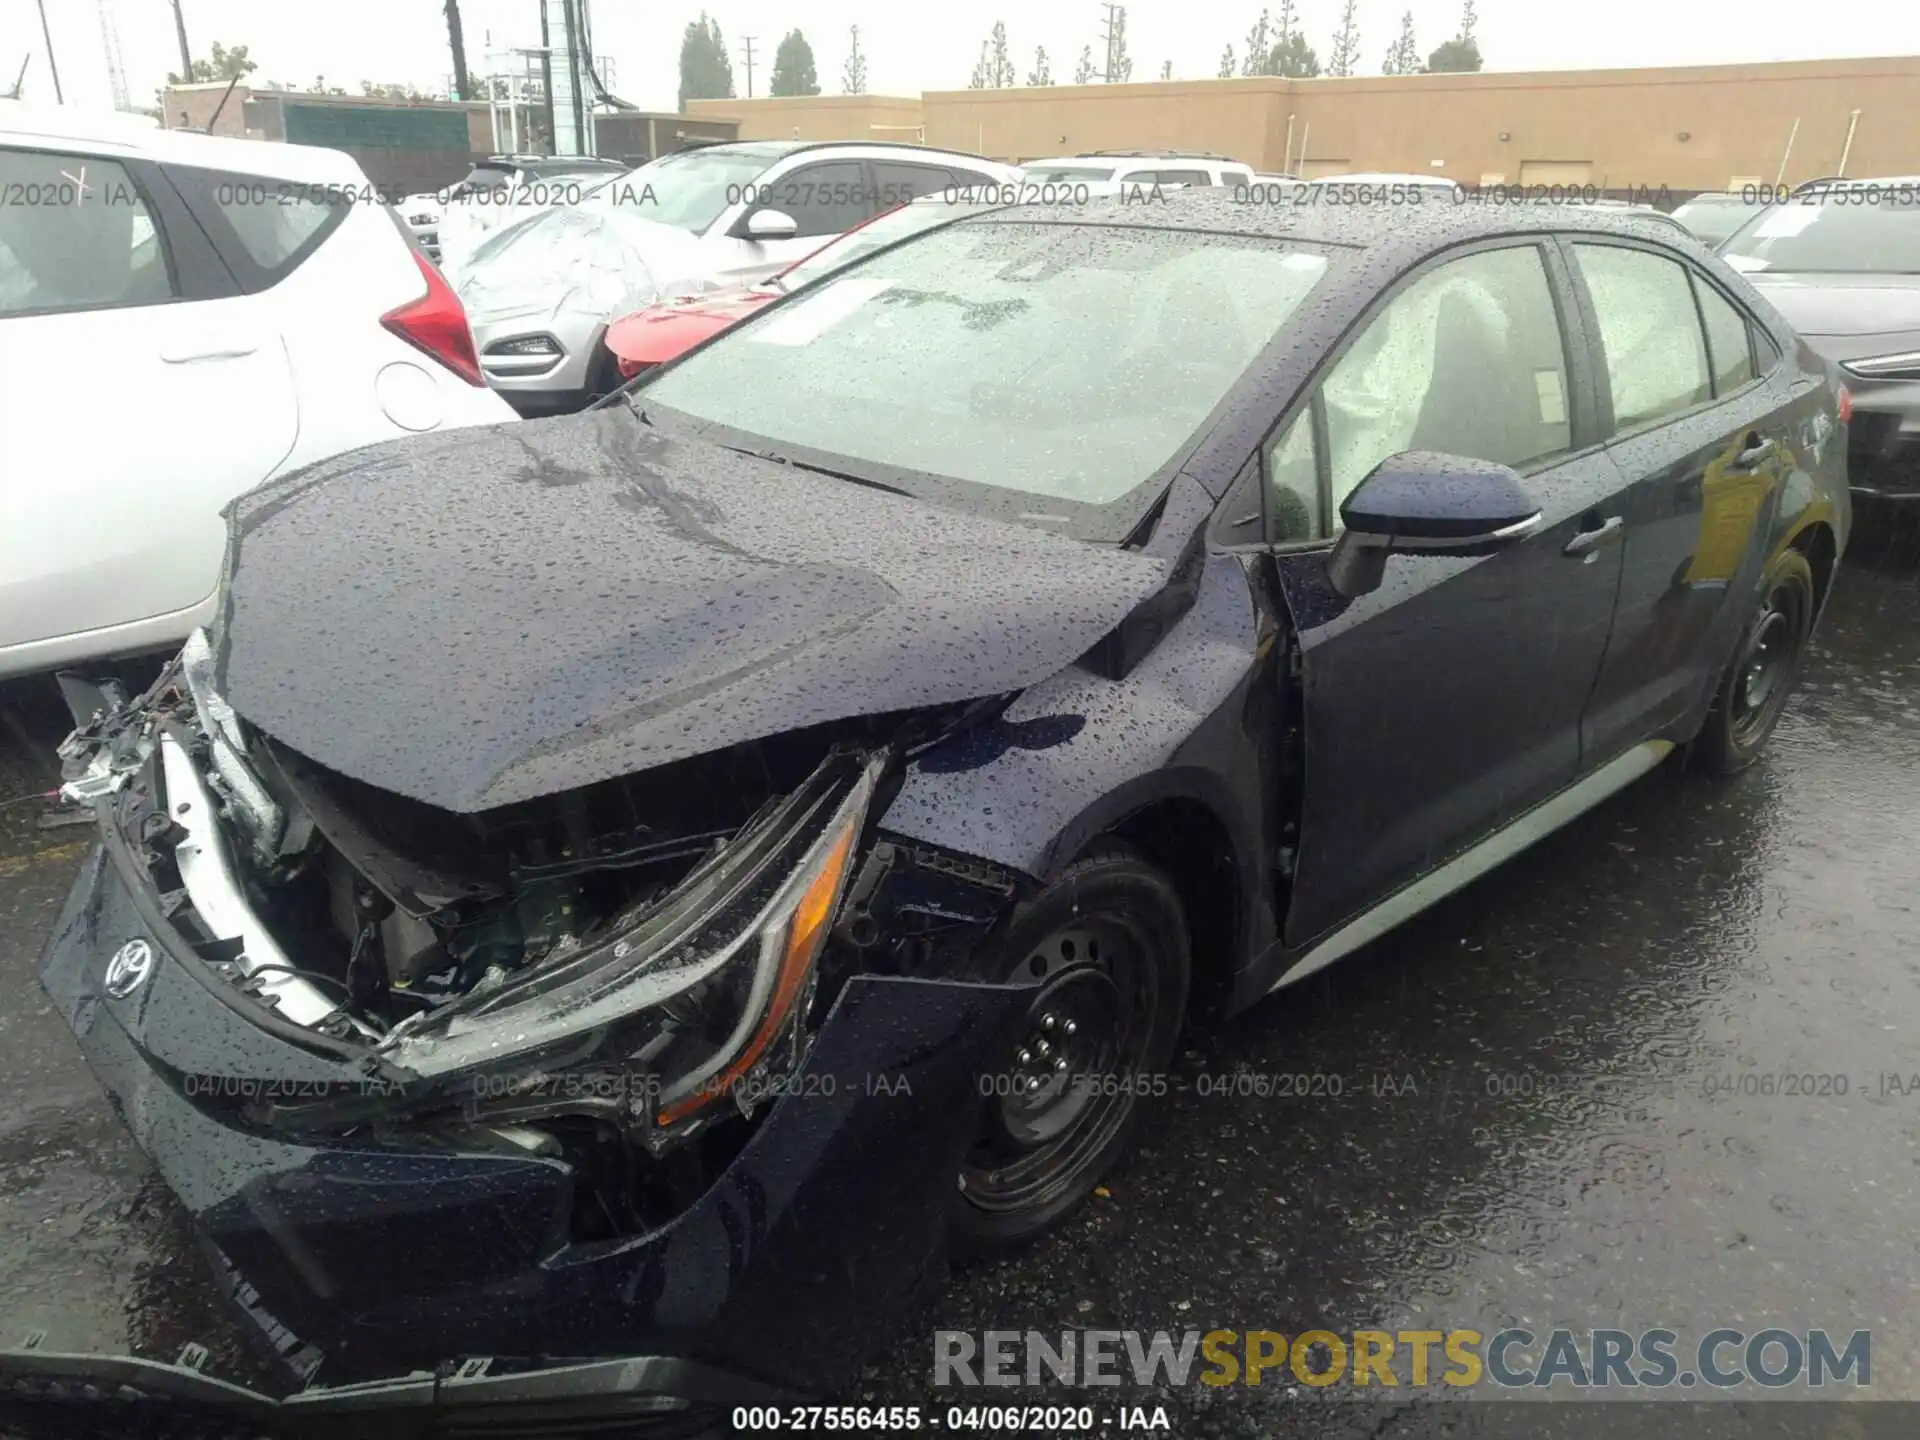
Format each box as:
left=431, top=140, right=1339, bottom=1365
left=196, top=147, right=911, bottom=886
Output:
left=0, top=840, right=92, bottom=880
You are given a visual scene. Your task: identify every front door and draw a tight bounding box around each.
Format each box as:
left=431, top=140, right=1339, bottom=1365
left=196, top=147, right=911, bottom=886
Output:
left=1265, top=238, right=1628, bottom=946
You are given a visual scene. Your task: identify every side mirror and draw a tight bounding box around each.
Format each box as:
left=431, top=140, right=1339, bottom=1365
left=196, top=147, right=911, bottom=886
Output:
left=1326, top=451, right=1543, bottom=599
left=745, top=208, right=799, bottom=239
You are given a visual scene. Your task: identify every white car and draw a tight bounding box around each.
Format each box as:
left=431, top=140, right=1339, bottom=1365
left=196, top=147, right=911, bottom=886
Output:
left=402, top=154, right=628, bottom=278
left=457, top=140, right=1021, bottom=414
left=0, top=103, right=515, bottom=680
left=1019, top=152, right=1257, bottom=189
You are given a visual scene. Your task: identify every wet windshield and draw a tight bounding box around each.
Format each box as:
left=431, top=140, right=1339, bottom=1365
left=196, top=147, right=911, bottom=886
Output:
left=584, top=147, right=786, bottom=233
left=776, top=201, right=996, bottom=291
left=640, top=219, right=1331, bottom=533
left=1671, top=195, right=1768, bottom=247
left=1720, top=190, right=1920, bottom=272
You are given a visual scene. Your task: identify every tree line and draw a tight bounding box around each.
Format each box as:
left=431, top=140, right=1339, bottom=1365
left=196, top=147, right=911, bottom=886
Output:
left=679, top=14, right=872, bottom=108
left=964, top=0, right=1481, bottom=89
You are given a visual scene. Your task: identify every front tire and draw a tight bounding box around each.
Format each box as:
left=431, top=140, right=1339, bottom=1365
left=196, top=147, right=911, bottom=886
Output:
left=951, top=847, right=1189, bottom=1256
left=1697, top=548, right=1816, bottom=774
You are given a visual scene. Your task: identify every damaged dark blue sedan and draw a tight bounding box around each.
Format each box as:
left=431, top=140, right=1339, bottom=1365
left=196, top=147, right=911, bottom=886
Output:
left=30, top=190, right=1848, bottom=1426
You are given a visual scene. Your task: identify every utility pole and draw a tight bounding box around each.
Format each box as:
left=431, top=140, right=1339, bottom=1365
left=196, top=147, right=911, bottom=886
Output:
left=170, top=0, right=193, bottom=83
left=739, top=35, right=757, bottom=98
left=34, top=0, right=62, bottom=101
left=1098, top=2, right=1125, bottom=83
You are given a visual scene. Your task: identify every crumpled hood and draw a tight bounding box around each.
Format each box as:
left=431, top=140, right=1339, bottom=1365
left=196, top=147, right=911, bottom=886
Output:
left=1745, top=271, right=1920, bottom=337
left=212, top=413, right=1169, bottom=813
left=454, top=206, right=715, bottom=323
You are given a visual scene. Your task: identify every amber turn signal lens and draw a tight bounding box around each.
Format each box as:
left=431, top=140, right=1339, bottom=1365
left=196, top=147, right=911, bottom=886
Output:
left=656, top=821, right=858, bottom=1127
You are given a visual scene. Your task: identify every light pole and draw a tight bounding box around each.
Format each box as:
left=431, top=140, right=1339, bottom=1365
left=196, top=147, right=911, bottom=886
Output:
left=35, top=0, right=63, bottom=101
left=171, top=0, right=194, bottom=83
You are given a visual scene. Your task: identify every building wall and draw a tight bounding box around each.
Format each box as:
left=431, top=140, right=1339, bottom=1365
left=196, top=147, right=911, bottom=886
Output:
left=686, top=94, right=925, bottom=144
left=1274, top=58, right=1920, bottom=192
left=913, top=56, right=1920, bottom=189
left=926, top=79, right=1291, bottom=168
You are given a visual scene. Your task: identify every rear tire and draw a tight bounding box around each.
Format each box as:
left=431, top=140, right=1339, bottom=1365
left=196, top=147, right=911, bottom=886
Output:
left=1696, top=548, right=1816, bottom=774
left=950, top=846, right=1189, bottom=1256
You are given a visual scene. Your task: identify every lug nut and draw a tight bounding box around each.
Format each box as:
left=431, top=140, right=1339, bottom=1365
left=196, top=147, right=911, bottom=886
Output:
left=1063, top=1020, right=1078, bottom=1036
left=1018, top=1049, right=1033, bottom=1066
left=1041, top=1013, right=1057, bottom=1031
left=1054, top=1057, right=1069, bottom=1072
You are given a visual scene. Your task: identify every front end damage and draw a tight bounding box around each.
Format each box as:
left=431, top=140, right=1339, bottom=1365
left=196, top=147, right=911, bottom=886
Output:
left=38, top=633, right=1034, bottom=1400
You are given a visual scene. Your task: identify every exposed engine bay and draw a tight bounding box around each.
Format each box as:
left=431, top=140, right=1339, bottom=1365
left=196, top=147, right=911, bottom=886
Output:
left=57, top=632, right=1015, bottom=1235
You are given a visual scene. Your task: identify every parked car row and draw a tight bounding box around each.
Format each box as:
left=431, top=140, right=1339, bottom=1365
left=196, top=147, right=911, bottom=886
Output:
left=0, top=103, right=515, bottom=682
left=32, top=132, right=1854, bottom=1423
left=400, top=152, right=628, bottom=278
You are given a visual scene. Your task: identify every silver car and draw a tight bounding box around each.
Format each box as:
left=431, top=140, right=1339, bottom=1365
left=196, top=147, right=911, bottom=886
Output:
left=458, top=140, right=1020, bottom=415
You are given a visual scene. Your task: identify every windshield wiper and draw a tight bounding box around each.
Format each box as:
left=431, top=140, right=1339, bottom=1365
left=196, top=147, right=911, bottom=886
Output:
left=717, top=443, right=910, bottom=496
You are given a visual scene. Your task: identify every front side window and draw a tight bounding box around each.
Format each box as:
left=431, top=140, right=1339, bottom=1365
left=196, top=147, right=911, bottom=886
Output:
left=1321, top=244, right=1573, bottom=517
left=754, top=160, right=872, bottom=239
left=1574, top=243, right=1711, bottom=430
left=1266, top=412, right=1321, bottom=543
left=0, top=149, right=175, bottom=317
left=641, top=220, right=1331, bottom=535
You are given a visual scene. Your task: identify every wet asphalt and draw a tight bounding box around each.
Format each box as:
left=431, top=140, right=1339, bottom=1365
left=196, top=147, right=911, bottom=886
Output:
left=2, top=513, right=1919, bottom=1436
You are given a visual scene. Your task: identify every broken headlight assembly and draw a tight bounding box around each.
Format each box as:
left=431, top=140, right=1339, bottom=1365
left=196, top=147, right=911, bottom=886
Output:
left=58, top=635, right=889, bottom=1157
left=377, top=747, right=882, bottom=1143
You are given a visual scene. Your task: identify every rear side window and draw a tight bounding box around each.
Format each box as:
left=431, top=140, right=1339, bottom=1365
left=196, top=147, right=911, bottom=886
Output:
left=871, top=161, right=961, bottom=208
left=1127, top=169, right=1210, bottom=186
left=164, top=164, right=349, bottom=291
left=0, top=148, right=176, bottom=317
left=1692, top=275, right=1757, bottom=396
left=1573, top=243, right=1711, bottom=431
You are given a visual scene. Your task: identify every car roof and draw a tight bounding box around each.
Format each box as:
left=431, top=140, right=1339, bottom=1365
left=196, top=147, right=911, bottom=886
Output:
left=1023, top=153, right=1247, bottom=168
left=0, top=100, right=362, bottom=183
left=969, top=186, right=1721, bottom=259
left=686, top=139, right=1007, bottom=167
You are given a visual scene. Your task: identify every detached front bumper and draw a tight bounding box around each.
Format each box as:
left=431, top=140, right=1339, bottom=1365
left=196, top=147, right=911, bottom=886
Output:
left=39, top=841, right=1030, bottom=1398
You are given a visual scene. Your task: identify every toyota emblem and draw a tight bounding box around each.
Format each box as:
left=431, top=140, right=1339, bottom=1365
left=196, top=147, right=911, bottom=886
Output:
left=104, top=939, right=154, bottom=999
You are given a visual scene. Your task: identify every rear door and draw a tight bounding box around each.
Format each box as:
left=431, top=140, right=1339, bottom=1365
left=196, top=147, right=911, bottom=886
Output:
left=1265, top=238, right=1628, bottom=945
left=0, top=143, right=296, bottom=664
left=1565, top=238, right=1810, bottom=760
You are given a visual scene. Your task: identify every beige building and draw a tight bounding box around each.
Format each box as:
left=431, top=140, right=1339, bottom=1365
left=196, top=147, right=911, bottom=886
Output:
left=682, top=56, right=1920, bottom=194
left=686, top=93, right=925, bottom=145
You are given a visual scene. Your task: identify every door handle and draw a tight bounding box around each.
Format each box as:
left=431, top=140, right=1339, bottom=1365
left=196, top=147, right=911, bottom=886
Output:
left=1732, top=434, right=1780, bottom=470
left=160, top=338, right=260, bottom=364
left=1563, top=515, right=1625, bottom=557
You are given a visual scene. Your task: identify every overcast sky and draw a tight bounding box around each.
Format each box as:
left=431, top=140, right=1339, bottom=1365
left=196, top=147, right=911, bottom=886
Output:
left=7, top=0, right=1920, bottom=116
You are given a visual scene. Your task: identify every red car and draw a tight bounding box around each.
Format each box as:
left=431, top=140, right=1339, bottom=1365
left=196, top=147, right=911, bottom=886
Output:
left=606, top=198, right=993, bottom=379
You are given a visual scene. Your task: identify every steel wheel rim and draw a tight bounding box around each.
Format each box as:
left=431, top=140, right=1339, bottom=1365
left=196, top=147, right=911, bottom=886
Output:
left=962, top=917, right=1158, bottom=1216
left=1730, top=579, right=1805, bottom=747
